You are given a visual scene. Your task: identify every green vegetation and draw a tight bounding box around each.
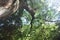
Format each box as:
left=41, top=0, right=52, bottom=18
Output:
left=0, top=0, right=60, bottom=40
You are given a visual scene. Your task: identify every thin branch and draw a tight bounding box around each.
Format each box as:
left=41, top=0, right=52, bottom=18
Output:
left=22, top=1, right=35, bottom=32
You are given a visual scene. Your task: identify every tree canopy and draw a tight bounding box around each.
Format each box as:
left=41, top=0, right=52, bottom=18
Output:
left=0, top=0, right=60, bottom=40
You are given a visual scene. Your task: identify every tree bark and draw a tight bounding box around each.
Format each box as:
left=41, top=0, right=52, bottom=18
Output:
left=0, top=0, right=19, bottom=19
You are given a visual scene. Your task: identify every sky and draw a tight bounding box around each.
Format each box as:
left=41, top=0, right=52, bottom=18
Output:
left=46, top=0, right=60, bottom=21
left=47, top=0, right=60, bottom=11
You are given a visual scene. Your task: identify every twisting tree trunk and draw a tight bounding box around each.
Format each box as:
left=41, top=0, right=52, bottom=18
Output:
left=0, top=0, right=19, bottom=40
left=0, top=0, right=19, bottom=19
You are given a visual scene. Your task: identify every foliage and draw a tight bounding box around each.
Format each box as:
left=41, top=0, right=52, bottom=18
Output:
left=0, top=0, right=60, bottom=40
